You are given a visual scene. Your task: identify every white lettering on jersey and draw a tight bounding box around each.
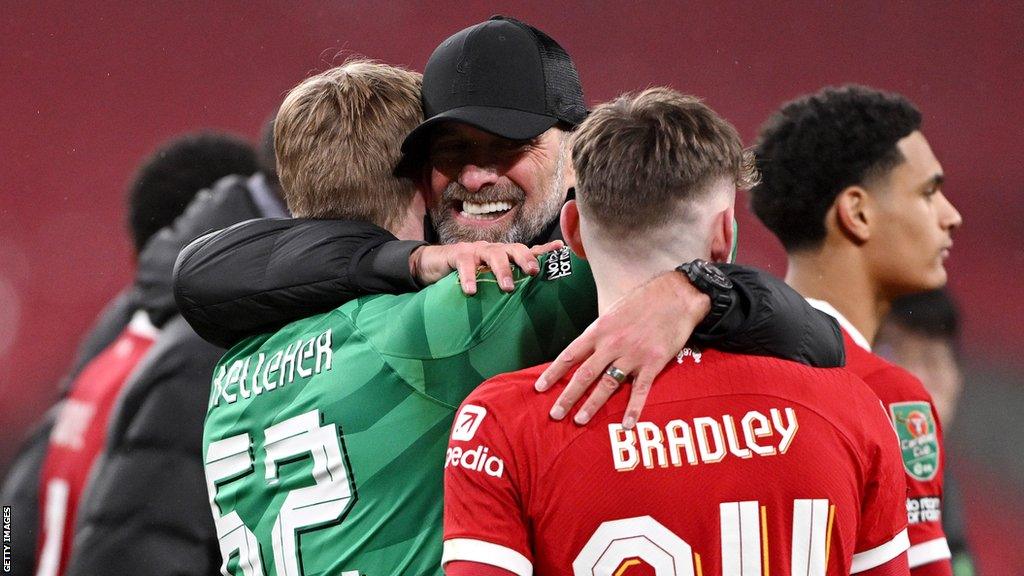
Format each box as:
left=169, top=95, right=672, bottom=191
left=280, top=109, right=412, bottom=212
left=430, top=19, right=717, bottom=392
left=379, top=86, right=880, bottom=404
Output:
left=575, top=501, right=864, bottom=576
left=212, top=329, right=333, bottom=408
left=543, top=246, right=573, bottom=280
left=445, top=445, right=505, bottom=478
left=694, top=417, right=726, bottom=463
left=50, top=400, right=96, bottom=450
left=771, top=407, right=799, bottom=453
left=906, top=496, right=943, bottom=525
left=609, top=408, right=799, bottom=471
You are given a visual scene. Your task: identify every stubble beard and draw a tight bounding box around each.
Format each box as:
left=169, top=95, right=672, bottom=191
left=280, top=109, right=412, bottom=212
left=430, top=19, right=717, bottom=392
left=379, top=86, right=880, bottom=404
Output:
left=430, top=143, right=569, bottom=245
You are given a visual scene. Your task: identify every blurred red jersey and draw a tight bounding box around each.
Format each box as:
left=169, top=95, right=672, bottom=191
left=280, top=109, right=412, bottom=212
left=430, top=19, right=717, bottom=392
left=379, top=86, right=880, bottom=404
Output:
left=806, top=299, right=951, bottom=574
left=35, top=311, right=158, bottom=576
left=443, top=348, right=909, bottom=576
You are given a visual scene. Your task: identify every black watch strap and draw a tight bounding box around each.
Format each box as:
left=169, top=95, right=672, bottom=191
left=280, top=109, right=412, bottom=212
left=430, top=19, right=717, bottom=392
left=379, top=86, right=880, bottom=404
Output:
left=676, top=259, right=735, bottom=332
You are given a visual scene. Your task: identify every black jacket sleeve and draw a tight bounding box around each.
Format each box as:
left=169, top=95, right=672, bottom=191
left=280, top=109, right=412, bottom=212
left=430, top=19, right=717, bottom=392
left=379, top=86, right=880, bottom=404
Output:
left=65, top=318, right=222, bottom=576
left=173, top=218, right=425, bottom=348
left=691, top=263, right=845, bottom=368
left=172, top=218, right=844, bottom=367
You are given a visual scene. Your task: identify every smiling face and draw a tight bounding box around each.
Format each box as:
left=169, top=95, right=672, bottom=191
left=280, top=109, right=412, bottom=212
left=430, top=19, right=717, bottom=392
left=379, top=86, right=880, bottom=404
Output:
left=426, top=123, right=572, bottom=244
left=866, top=131, right=962, bottom=296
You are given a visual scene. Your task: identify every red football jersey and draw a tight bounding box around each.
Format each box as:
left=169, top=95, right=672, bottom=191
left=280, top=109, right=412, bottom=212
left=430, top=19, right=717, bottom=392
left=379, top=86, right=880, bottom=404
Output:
left=806, top=299, right=951, bottom=573
left=443, top=349, right=909, bottom=576
left=35, top=311, right=158, bottom=576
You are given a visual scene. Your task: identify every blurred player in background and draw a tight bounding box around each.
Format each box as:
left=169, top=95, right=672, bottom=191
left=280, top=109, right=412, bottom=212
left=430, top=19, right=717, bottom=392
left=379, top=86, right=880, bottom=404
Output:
left=60, top=125, right=282, bottom=576
left=0, top=133, right=256, bottom=576
left=877, top=290, right=963, bottom=427
left=443, top=87, right=910, bottom=576
left=750, top=85, right=963, bottom=575
left=877, top=290, right=975, bottom=575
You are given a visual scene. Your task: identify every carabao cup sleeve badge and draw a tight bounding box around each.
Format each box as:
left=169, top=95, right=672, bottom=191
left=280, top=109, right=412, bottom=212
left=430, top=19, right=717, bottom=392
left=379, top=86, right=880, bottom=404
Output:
left=889, top=401, right=940, bottom=481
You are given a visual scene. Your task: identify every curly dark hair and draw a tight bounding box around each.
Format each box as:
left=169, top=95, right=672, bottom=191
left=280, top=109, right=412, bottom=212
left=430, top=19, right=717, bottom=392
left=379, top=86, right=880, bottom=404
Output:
left=127, top=132, right=257, bottom=253
left=750, top=85, right=922, bottom=251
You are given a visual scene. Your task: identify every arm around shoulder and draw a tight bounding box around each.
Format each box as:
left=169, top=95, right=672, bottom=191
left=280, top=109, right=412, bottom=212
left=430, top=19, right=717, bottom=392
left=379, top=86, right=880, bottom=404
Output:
left=173, top=217, right=416, bottom=348
left=695, top=263, right=846, bottom=368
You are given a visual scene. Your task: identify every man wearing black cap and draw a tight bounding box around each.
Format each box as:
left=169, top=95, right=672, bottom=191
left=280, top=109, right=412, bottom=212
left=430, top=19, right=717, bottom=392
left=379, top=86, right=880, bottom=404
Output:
left=407, top=15, right=587, bottom=150
left=175, top=16, right=843, bottom=438
left=400, top=15, right=587, bottom=247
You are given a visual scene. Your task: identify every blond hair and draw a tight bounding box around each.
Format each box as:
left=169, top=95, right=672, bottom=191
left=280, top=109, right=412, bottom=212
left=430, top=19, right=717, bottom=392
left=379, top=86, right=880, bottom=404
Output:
left=274, top=59, right=423, bottom=229
left=571, top=87, right=757, bottom=233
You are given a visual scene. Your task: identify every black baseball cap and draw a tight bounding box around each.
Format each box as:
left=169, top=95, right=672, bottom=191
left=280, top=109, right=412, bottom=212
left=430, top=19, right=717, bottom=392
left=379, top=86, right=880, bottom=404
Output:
left=400, top=15, right=587, bottom=157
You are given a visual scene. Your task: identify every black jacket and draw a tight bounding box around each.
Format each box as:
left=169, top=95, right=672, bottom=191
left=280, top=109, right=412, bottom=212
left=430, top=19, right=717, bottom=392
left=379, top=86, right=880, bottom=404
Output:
left=0, top=287, right=137, bottom=576
left=174, top=217, right=845, bottom=368
left=64, top=175, right=268, bottom=576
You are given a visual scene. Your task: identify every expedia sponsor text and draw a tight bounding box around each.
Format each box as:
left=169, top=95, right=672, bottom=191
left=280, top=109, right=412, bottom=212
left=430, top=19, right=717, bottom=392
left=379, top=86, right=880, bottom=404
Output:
left=445, top=445, right=505, bottom=478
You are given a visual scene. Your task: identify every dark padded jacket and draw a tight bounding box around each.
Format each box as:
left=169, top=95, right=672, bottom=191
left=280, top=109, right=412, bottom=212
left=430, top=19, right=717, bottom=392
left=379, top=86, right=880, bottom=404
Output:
left=0, top=287, right=137, bottom=576
left=174, top=217, right=845, bottom=368
left=63, top=175, right=268, bottom=576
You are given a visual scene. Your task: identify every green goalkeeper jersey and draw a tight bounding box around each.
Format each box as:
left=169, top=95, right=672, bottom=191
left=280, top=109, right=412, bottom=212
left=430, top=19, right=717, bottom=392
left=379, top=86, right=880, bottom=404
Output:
left=202, top=248, right=595, bottom=576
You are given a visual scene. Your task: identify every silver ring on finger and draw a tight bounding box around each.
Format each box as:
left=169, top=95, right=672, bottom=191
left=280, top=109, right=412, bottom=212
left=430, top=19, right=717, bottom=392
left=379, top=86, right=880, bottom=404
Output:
left=604, top=365, right=627, bottom=385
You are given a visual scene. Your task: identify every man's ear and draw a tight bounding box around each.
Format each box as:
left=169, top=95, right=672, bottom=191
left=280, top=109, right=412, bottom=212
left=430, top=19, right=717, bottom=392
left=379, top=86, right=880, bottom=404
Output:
left=833, top=186, right=872, bottom=243
left=560, top=200, right=587, bottom=260
left=709, top=205, right=735, bottom=263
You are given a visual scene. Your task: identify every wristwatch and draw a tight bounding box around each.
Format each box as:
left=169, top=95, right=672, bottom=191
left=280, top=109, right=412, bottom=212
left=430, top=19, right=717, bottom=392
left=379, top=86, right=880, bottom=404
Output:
left=676, top=259, right=735, bottom=332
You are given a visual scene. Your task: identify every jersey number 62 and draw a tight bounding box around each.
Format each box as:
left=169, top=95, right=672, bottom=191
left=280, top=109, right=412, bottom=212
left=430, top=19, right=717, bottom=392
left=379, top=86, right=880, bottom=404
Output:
left=204, top=409, right=357, bottom=576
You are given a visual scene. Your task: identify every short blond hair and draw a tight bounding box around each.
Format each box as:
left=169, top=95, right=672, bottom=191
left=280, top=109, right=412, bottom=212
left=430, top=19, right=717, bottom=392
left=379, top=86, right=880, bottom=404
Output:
left=571, top=87, right=757, bottom=233
left=275, top=59, right=423, bottom=229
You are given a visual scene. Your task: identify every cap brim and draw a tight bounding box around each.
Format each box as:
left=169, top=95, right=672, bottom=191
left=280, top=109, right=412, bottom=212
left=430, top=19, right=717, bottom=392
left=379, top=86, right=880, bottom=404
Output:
left=400, top=106, right=559, bottom=156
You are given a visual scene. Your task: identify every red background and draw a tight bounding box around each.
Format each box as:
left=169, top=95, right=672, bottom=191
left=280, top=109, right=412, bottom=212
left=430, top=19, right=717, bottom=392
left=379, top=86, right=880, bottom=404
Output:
left=2, top=2, right=1021, bottom=571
